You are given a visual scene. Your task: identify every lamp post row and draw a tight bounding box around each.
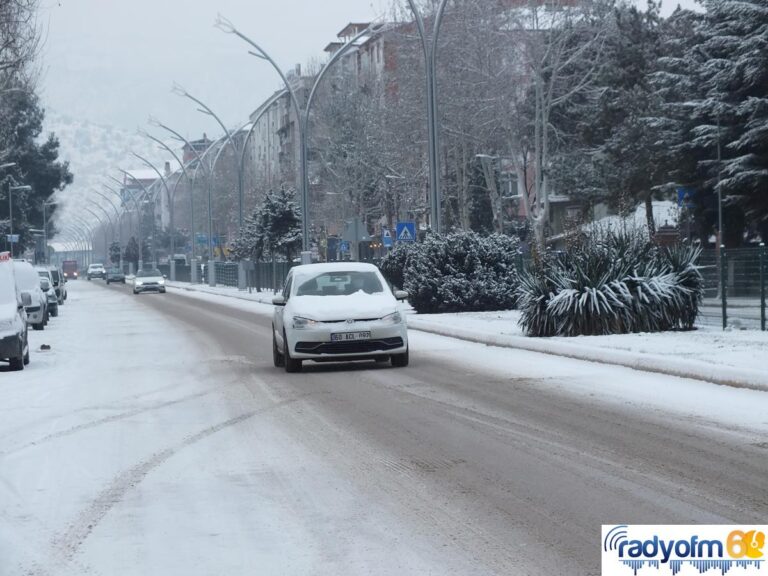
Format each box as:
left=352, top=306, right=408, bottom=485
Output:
left=56, top=5, right=450, bottom=272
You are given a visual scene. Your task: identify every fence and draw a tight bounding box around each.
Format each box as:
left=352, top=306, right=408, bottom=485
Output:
left=698, top=245, right=766, bottom=330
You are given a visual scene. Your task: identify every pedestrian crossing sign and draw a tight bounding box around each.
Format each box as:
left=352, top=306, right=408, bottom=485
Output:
left=396, top=222, right=416, bottom=243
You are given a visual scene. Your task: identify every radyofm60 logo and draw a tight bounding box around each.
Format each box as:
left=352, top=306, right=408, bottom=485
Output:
left=602, top=525, right=767, bottom=575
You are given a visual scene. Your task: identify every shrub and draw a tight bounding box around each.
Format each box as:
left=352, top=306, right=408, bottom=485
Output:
left=516, top=227, right=703, bottom=337
left=402, top=231, right=520, bottom=314
left=379, top=241, right=417, bottom=289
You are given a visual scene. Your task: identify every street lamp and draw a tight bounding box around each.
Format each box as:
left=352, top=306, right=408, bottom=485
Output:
left=42, top=199, right=59, bottom=264
left=217, top=14, right=374, bottom=260
left=8, top=184, right=31, bottom=257
left=406, top=0, right=450, bottom=234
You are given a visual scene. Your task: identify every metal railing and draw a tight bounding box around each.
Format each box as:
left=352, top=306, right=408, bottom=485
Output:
left=699, top=244, right=766, bottom=330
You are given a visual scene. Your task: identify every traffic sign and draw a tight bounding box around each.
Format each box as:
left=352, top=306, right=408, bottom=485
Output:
left=6, top=234, right=19, bottom=244
left=340, top=240, right=351, bottom=253
left=395, top=222, right=416, bottom=243
left=382, top=228, right=393, bottom=248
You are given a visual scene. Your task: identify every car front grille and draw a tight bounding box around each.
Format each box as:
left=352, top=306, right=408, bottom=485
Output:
left=295, top=337, right=404, bottom=355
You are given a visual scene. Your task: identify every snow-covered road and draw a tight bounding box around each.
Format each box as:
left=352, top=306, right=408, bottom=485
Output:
left=2, top=280, right=767, bottom=575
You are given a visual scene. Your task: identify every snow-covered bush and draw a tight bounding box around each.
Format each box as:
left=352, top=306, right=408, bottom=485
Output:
left=402, top=232, right=520, bottom=314
left=379, top=241, right=417, bottom=289
left=517, top=228, right=703, bottom=337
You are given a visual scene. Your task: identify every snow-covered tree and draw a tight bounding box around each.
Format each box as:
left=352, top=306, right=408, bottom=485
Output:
left=231, top=187, right=302, bottom=262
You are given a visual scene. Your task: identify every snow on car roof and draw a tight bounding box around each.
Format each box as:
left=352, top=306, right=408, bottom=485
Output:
left=291, top=262, right=379, bottom=275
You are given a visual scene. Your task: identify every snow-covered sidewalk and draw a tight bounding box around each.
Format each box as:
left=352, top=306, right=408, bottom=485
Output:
left=168, top=282, right=768, bottom=392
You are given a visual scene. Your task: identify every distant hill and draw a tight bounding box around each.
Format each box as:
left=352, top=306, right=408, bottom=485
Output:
left=43, top=109, right=175, bottom=234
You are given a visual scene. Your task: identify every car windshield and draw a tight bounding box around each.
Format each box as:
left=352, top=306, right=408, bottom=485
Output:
left=90, top=264, right=104, bottom=269
left=137, top=269, right=162, bottom=277
left=37, top=270, right=48, bottom=278
left=108, top=268, right=121, bottom=273
left=50, top=270, right=60, bottom=282
left=295, top=271, right=384, bottom=297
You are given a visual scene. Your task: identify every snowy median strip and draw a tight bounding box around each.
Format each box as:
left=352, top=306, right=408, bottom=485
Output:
left=406, top=317, right=768, bottom=392
left=166, top=282, right=768, bottom=392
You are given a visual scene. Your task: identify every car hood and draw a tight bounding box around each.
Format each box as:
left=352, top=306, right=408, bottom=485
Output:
left=289, top=292, right=398, bottom=321
left=135, top=276, right=163, bottom=282
left=0, top=301, right=17, bottom=323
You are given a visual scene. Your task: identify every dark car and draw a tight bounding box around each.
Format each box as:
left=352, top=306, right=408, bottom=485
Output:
left=106, top=267, right=126, bottom=285
left=50, top=266, right=67, bottom=304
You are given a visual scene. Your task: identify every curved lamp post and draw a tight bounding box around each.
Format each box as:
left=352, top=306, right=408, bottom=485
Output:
left=101, top=183, right=135, bottom=250
left=171, top=86, right=250, bottom=284
left=131, top=151, right=177, bottom=270
left=148, top=117, right=229, bottom=280
left=84, top=206, right=110, bottom=263
left=217, top=14, right=374, bottom=259
left=139, top=128, right=197, bottom=273
left=406, top=0, right=449, bottom=233
left=90, top=188, right=125, bottom=263
left=171, top=84, right=248, bottom=234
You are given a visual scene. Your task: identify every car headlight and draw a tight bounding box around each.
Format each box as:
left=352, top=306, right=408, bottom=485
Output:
left=381, top=311, right=403, bottom=325
left=292, top=316, right=318, bottom=330
left=159, top=278, right=165, bottom=285
left=135, top=280, right=143, bottom=286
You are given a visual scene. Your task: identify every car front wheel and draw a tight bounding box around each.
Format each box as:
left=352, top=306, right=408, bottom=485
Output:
left=391, top=347, right=409, bottom=368
left=283, top=331, right=302, bottom=373
left=9, top=340, right=24, bottom=371
left=272, top=327, right=284, bottom=367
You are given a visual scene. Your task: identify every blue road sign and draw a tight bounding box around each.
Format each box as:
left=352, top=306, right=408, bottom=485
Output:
left=382, top=228, right=393, bottom=248
left=340, top=240, right=351, bottom=253
left=396, top=222, right=416, bottom=243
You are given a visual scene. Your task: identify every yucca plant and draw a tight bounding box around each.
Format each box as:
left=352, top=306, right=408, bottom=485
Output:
left=517, top=226, right=703, bottom=337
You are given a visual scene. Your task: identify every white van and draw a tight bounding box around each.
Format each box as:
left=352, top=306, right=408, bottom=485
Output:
left=13, top=260, right=48, bottom=330
left=0, top=252, right=30, bottom=370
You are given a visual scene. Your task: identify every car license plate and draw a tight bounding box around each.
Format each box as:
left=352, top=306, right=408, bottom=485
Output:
left=331, top=331, right=371, bottom=342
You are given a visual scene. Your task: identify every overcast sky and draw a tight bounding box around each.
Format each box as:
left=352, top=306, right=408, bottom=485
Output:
left=39, top=0, right=388, bottom=138
left=39, top=0, right=698, bottom=139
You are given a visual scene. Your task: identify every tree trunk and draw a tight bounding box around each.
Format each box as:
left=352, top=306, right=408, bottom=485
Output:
left=644, top=194, right=656, bottom=237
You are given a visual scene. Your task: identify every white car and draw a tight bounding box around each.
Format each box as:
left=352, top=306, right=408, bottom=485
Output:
left=13, top=260, right=48, bottom=330
left=86, top=263, right=106, bottom=280
left=132, top=268, right=166, bottom=294
left=272, top=262, right=409, bottom=373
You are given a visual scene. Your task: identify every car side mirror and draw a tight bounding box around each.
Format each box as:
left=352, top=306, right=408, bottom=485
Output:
left=394, top=290, right=409, bottom=301
left=272, top=296, right=286, bottom=306
left=20, top=292, right=32, bottom=307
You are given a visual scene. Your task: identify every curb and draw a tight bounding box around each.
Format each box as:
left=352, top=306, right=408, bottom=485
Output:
left=407, top=319, right=768, bottom=393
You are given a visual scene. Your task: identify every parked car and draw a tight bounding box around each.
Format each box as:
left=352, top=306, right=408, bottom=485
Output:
left=106, top=267, right=126, bottom=284
left=87, top=263, right=106, bottom=280
left=271, top=262, right=409, bottom=373
left=133, top=268, right=166, bottom=294
left=36, top=268, right=59, bottom=317
left=50, top=266, right=67, bottom=304
left=13, top=260, right=47, bottom=331
left=0, top=252, right=30, bottom=370
left=39, top=276, right=59, bottom=318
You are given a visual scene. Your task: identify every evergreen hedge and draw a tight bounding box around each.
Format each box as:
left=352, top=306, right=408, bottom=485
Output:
left=381, top=232, right=520, bottom=314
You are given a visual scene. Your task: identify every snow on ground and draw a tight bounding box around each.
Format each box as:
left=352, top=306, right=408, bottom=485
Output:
left=168, top=282, right=768, bottom=390
left=172, top=282, right=768, bottom=434
left=0, top=281, right=484, bottom=576
left=408, top=330, right=768, bottom=435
